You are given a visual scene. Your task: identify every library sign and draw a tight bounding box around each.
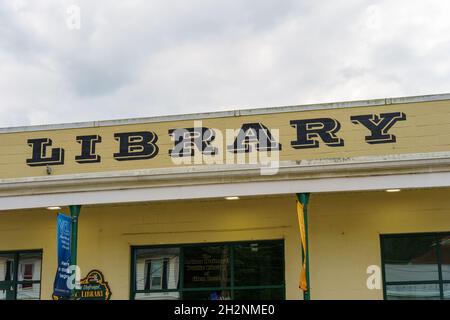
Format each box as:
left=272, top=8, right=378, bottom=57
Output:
left=1, top=100, right=449, bottom=179
left=25, top=112, right=405, bottom=166
left=75, top=270, right=111, bottom=300
left=53, top=270, right=111, bottom=300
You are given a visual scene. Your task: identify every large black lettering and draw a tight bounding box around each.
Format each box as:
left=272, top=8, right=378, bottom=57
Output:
left=26, top=138, right=65, bottom=166
left=351, top=112, right=406, bottom=144
left=168, top=127, right=217, bottom=157
left=113, top=131, right=159, bottom=161
left=227, top=123, right=281, bottom=153
left=290, top=118, right=344, bottom=149
left=75, top=135, right=102, bottom=163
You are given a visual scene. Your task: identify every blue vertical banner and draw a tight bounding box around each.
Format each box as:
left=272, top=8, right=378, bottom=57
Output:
left=53, top=213, right=72, bottom=298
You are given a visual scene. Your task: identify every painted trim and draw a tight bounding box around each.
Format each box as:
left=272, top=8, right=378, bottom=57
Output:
left=1, top=152, right=450, bottom=195
left=1, top=171, right=450, bottom=211
left=0, top=93, right=449, bottom=134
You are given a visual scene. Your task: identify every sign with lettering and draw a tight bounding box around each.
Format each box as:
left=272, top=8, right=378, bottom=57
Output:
left=75, top=270, right=111, bottom=300
left=183, top=246, right=230, bottom=288
left=53, top=213, right=72, bottom=298
left=1, top=99, right=449, bottom=179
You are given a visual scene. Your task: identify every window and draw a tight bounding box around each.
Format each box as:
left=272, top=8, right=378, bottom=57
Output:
left=145, top=259, right=169, bottom=290
left=0, top=250, right=42, bottom=300
left=381, top=232, right=450, bottom=300
left=131, top=240, right=285, bottom=300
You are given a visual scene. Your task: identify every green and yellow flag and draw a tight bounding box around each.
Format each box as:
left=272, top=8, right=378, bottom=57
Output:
left=296, top=200, right=308, bottom=291
left=296, top=193, right=310, bottom=295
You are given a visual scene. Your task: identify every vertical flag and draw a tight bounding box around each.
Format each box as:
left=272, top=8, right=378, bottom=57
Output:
left=53, top=213, right=72, bottom=298
left=297, top=200, right=307, bottom=291
left=296, top=193, right=310, bottom=297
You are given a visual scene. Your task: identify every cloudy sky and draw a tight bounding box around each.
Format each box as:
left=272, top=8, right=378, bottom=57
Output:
left=1, top=0, right=450, bottom=127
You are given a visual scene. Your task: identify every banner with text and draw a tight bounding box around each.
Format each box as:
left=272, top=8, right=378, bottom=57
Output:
left=53, top=213, right=72, bottom=298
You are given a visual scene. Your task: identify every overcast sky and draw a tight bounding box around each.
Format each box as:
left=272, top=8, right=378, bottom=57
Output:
left=1, top=0, right=450, bottom=127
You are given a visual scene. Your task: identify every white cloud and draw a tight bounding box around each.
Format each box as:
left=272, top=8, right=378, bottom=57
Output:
left=1, top=0, right=450, bottom=127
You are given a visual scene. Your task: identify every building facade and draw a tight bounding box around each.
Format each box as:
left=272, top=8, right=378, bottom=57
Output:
left=0, top=94, right=449, bottom=300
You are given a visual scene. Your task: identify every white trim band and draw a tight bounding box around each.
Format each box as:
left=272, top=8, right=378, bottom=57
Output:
left=1, top=171, right=449, bottom=211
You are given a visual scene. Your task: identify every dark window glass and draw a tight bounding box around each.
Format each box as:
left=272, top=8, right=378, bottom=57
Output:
left=182, top=290, right=231, bottom=300
left=440, top=236, right=450, bottom=281
left=135, top=248, right=180, bottom=292
left=382, top=235, right=439, bottom=282
left=444, top=283, right=450, bottom=300
left=234, top=288, right=284, bottom=300
left=234, top=242, right=283, bottom=286
left=183, top=245, right=230, bottom=288
left=0, top=251, right=42, bottom=300
left=162, top=259, right=168, bottom=289
left=0, top=254, right=14, bottom=282
left=18, top=252, right=41, bottom=294
left=17, top=283, right=40, bottom=300
left=144, top=261, right=152, bottom=290
left=381, top=233, right=450, bottom=300
left=134, top=291, right=181, bottom=300
left=0, top=254, right=15, bottom=300
left=19, top=252, right=42, bottom=281
left=20, top=264, right=33, bottom=289
left=386, top=284, right=440, bottom=300
left=132, top=240, right=285, bottom=300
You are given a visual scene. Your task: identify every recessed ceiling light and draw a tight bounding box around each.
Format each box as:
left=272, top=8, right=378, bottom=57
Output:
left=225, top=196, right=240, bottom=200
left=46, top=206, right=61, bottom=210
left=386, top=189, right=401, bottom=193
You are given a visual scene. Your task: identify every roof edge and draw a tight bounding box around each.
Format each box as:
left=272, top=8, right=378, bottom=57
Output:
left=1, top=92, right=449, bottom=134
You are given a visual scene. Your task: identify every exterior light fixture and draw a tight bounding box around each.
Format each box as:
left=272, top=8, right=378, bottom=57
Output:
left=225, top=196, right=240, bottom=200
left=46, top=206, right=62, bottom=210
left=386, top=189, right=401, bottom=193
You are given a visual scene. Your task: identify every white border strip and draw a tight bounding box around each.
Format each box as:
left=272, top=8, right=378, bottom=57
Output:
left=1, top=171, right=449, bottom=211
left=1, top=151, right=449, bottom=186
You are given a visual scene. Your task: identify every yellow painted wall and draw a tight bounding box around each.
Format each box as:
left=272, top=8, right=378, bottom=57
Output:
left=0, top=196, right=301, bottom=300
left=0, top=188, right=449, bottom=300
left=309, top=188, right=450, bottom=299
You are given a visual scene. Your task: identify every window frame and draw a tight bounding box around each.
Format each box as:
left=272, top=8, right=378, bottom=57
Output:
left=130, top=239, right=286, bottom=300
left=380, top=232, right=450, bottom=300
left=0, top=249, right=43, bottom=300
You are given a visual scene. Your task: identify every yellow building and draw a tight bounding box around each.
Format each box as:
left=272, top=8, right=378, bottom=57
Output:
left=0, top=93, right=449, bottom=300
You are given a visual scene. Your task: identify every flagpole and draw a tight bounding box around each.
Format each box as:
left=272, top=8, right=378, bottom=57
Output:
left=69, top=205, right=81, bottom=300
